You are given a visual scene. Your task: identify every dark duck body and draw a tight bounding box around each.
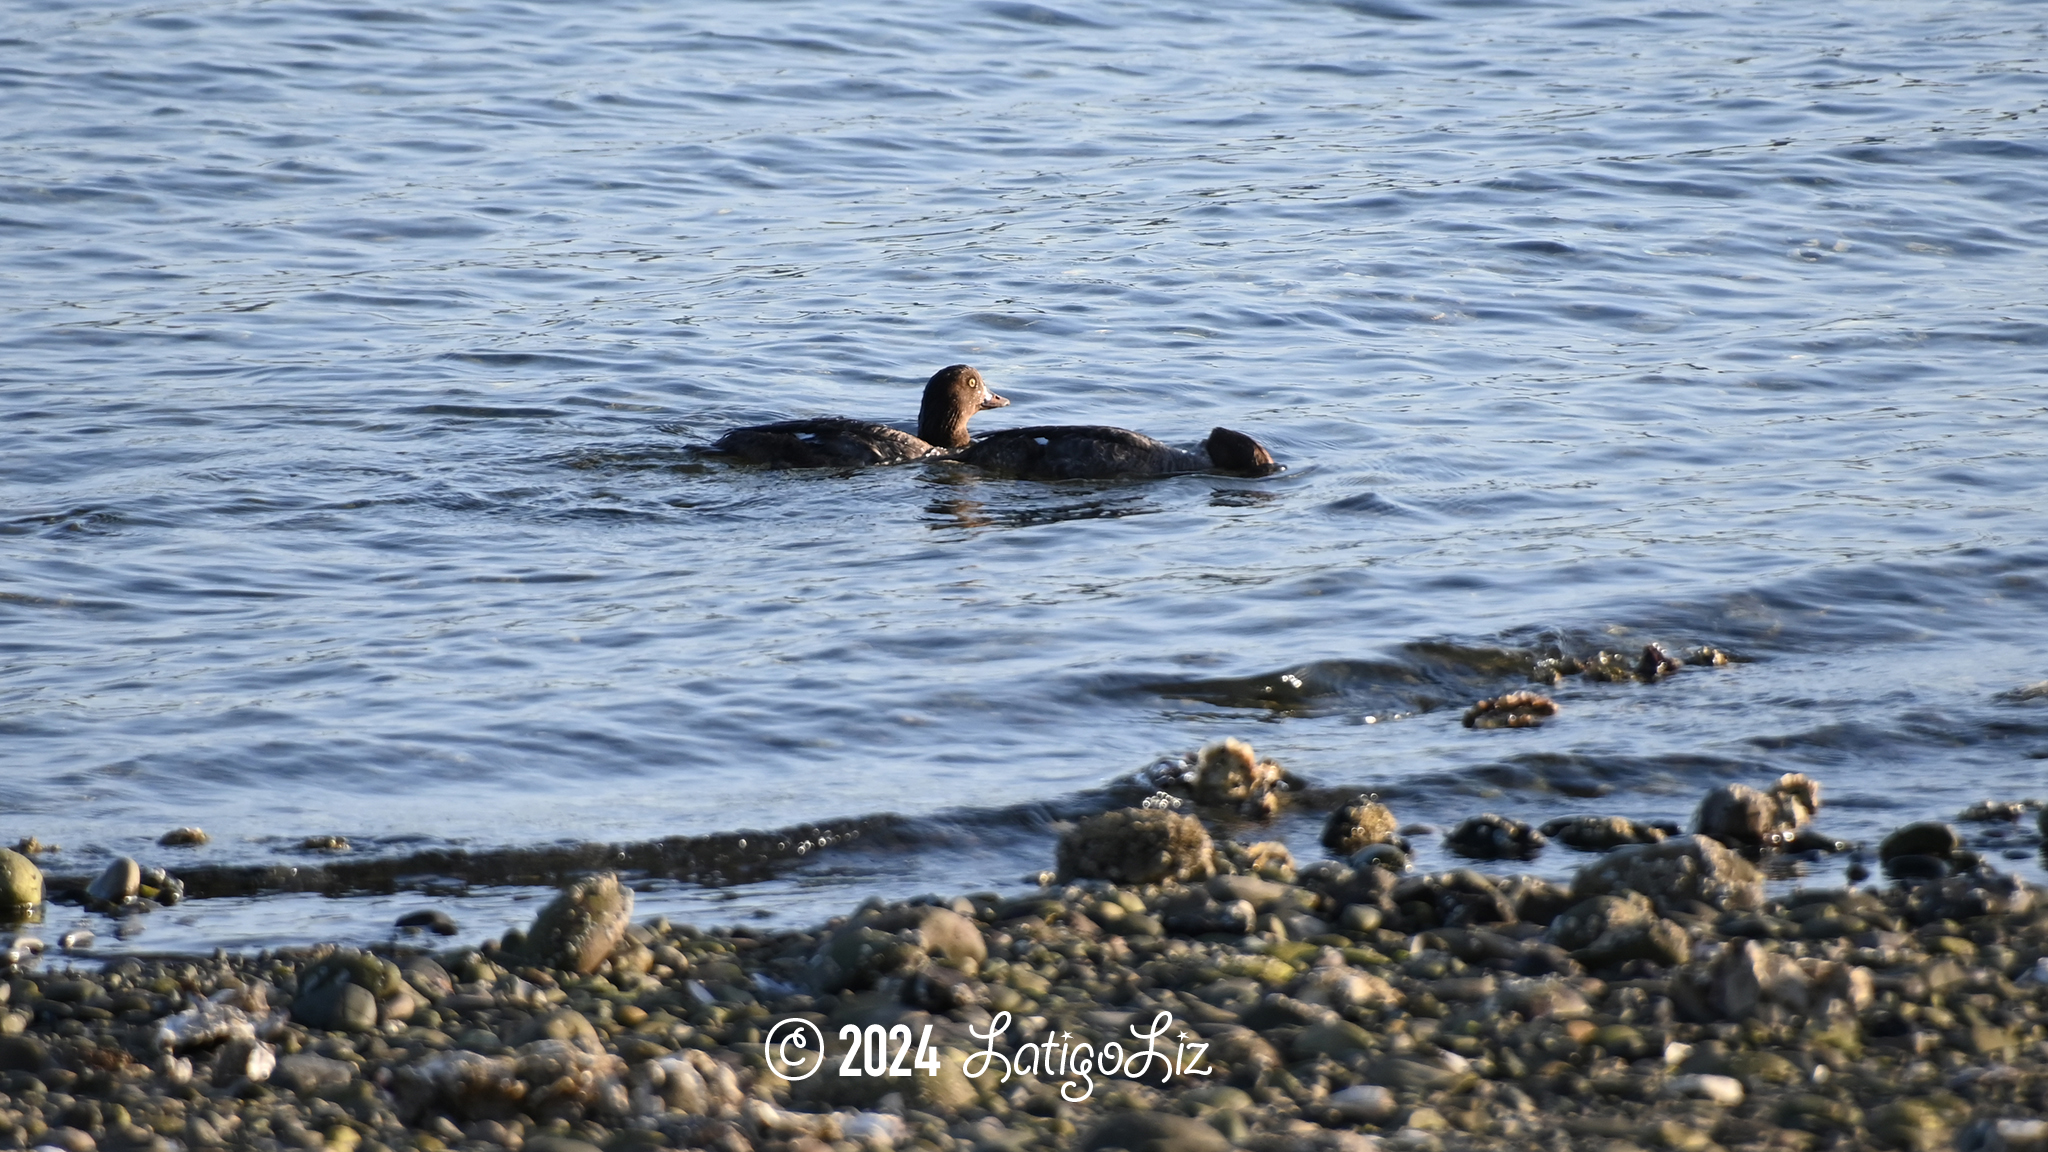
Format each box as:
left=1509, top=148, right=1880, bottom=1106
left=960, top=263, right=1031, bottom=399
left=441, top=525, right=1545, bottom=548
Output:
left=956, top=424, right=1278, bottom=480
left=710, top=365, right=1006, bottom=468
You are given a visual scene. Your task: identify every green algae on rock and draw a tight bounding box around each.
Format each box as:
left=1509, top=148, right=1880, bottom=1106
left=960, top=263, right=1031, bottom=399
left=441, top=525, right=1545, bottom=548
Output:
left=0, top=847, right=41, bottom=911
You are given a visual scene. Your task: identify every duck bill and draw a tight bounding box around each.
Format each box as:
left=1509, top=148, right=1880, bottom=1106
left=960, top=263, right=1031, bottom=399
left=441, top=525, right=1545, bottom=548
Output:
left=980, top=391, right=1010, bottom=410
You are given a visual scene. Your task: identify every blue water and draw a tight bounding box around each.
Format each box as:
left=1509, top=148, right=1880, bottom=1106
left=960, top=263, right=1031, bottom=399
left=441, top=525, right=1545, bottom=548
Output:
left=4, top=0, right=2047, bottom=953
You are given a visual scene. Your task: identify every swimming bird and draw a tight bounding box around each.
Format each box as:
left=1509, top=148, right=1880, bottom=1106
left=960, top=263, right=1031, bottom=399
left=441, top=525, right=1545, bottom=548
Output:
left=709, top=365, right=1007, bottom=468
left=954, top=424, right=1278, bottom=480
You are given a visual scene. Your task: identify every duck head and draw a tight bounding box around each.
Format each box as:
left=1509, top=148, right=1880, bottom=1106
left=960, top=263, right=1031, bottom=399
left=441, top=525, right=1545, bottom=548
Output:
left=917, top=364, right=1008, bottom=449
left=1205, top=427, right=1280, bottom=475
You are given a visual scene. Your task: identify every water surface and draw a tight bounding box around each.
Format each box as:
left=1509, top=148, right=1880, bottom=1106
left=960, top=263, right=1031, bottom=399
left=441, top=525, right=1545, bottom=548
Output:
left=4, top=0, right=2047, bottom=953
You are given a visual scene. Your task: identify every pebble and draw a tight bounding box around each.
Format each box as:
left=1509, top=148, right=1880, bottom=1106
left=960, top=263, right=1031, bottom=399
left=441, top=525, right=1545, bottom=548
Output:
left=0, top=787, right=2044, bottom=1152
left=157, top=827, right=211, bottom=847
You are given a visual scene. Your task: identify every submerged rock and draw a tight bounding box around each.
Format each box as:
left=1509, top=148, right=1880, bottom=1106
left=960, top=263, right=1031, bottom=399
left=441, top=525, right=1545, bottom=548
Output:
left=1540, top=814, right=1668, bottom=851
left=157, top=826, right=210, bottom=847
left=1444, top=813, right=1545, bottom=860
left=1057, top=807, right=1214, bottom=885
left=1958, top=799, right=2035, bottom=823
left=1461, top=691, right=1557, bottom=729
left=1695, top=773, right=1821, bottom=847
left=521, top=872, right=633, bottom=975
left=1321, top=795, right=1399, bottom=856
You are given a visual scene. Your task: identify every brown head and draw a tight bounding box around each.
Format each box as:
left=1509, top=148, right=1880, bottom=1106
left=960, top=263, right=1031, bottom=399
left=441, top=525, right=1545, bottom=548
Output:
left=1204, top=427, right=1279, bottom=475
left=916, top=364, right=1007, bottom=449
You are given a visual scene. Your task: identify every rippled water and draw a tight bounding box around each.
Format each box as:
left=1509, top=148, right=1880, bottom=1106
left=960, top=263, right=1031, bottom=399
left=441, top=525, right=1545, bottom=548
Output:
left=5, top=0, right=2048, bottom=954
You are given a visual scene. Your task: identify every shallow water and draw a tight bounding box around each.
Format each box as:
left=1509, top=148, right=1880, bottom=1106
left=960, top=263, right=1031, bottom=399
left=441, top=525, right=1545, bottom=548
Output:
left=4, top=0, right=2048, bottom=955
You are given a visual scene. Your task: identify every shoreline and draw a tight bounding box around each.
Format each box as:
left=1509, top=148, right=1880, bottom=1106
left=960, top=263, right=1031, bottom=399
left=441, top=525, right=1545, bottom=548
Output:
left=5, top=791, right=2048, bottom=1152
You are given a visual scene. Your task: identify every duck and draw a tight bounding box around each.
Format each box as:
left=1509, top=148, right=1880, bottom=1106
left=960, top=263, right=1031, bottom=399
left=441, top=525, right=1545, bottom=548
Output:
left=709, top=364, right=1007, bottom=467
left=953, top=423, right=1278, bottom=480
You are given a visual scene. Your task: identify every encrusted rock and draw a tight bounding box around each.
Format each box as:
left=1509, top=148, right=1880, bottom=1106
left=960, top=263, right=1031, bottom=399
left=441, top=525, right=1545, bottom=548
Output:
left=1570, top=834, right=1763, bottom=914
left=1957, top=799, right=2034, bottom=823
left=1540, top=815, right=1668, bottom=851
left=0, top=848, right=41, bottom=910
left=1461, top=691, right=1557, bottom=729
left=1638, top=644, right=1683, bottom=679
left=1056, top=807, right=1214, bottom=885
left=521, top=872, right=633, bottom=975
left=1321, top=795, right=1399, bottom=856
left=1695, top=774, right=1821, bottom=847
left=1192, top=738, right=1287, bottom=816
left=1444, top=813, right=1545, bottom=860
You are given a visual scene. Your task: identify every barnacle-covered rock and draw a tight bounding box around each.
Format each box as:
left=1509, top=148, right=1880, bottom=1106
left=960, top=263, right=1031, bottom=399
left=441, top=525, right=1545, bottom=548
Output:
left=1695, top=773, right=1820, bottom=847
left=1571, top=834, right=1763, bottom=914
left=1637, top=644, right=1683, bottom=679
left=520, top=872, right=633, bottom=975
left=1192, top=738, right=1288, bottom=816
left=1320, top=795, right=1399, bottom=856
left=1461, top=691, right=1557, bottom=729
left=1056, top=807, right=1214, bottom=885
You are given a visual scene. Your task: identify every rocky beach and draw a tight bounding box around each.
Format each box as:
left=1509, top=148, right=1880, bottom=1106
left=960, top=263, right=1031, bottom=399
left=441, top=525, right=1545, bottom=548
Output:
left=5, top=748, right=2048, bottom=1152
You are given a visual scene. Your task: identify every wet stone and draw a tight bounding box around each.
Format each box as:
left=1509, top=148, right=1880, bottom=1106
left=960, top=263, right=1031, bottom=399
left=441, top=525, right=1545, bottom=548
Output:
left=86, top=857, right=140, bottom=905
left=1880, top=821, right=1960, bottom=862
left=157, top=827, right=210, bottom=847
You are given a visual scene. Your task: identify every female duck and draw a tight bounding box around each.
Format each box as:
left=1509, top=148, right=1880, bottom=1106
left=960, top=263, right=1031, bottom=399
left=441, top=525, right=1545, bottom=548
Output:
left=956, top=424, right=1278, bottom=480
left=710, top=365, right=1007, bottom=468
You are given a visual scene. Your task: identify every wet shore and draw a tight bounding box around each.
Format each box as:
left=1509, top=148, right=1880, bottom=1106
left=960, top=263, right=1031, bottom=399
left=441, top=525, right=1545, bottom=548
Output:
left=5, top=772, right=2048, bottom=1152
